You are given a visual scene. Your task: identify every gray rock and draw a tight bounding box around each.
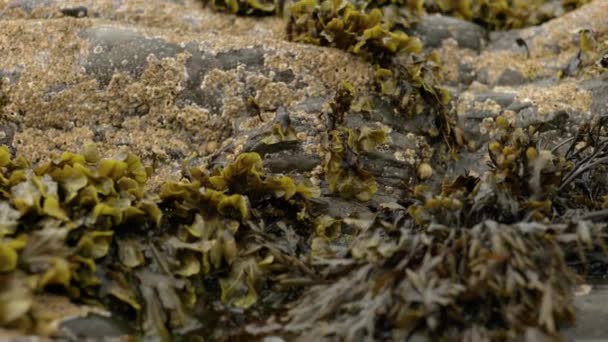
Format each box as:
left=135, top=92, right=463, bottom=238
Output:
left=264, top=154, right=321, bottom=173
left=3, top=0, right=53, bottom=14
left=458, top=63, right=477, bottom=86
left=247, top=138, right=301, bottom=157
left=309, top=196, right=373, bottom=219
left=580, top=75, right=608, bottom=117
left=292, top=97, right=325, bottom=113
left=486, top=25, right=555, bottom=54
left=563, top=52, right=583, bottom=78
left=473, top=92, right=516, bottom=107
left=563, top=284, right=608, bottom=341
left=506, top=101, right=534, bottom=112
left=496, top=67, right=526, bottom=86
left=273, top=69, right=295, bottom=83
left=182, top=44, right=266, bottom=107
left=514, top=106, right=539, bottom=126
left=60, top=314, right=135, bottom=340
left=60, top=313, right=134, bottom=339
left=81, top=26, right=183, bottom=87
left=410, top=14, right=487, bottom=52
left=361, top=150, right=413, bottom=181
left=60, top=6, right=88, bottom=18
left=0, top=123, right=17, bottom=149
left=81, top=26, right=272, bottom=110
left=476, top=68, right=490, bottom=85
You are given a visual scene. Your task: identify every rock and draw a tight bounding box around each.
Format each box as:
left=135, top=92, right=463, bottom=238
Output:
left=0, top=11, right=374, bottom=188
left=496, top=67, right=526, bottom=86
left=0, top=123, right=16, bottom=150
left=0, top=69, right=20, bottom=84
left=410, top=14, right=487, bottom=52
left=475, top=68, right=491, bottom=84
left=60, top=314, right=134, bottom=339
left=264, top=153, right=321, bottom=173
left=0, top=0, right=287, bottom=39
left=3, top=0, right=53, bottom=14
left=60, top=6, right=88, bottom=18
left=563, top=284, right=608, bottom=341
left=82, top=26, right=184, bottom=87
left=457, top=62, right=477, bottom=85
left=473, top=92, right=516, bottom=107
left=580, top=74, right=608, bottom=116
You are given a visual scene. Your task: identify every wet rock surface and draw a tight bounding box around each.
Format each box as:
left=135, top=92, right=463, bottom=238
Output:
left=408, top=14, right=488, bottom=52
left=563, top=284, right=608, bottom=341
left=0, top=0, right=607, bottom=339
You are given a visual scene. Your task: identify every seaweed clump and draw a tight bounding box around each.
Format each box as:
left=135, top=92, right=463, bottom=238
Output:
left=425, top=0, right=591, bottom=30
left=285, top=219, right=600, bottom=340
left=323, top=124, right=388, bottom=201
left=0, top=146, right=320, bottom=338
left=409, top=119, right=574, bottom=226
left=201, top=0, right=277, bottom=15
left=287, top=0, right=452, bottom=123
left=281, top=119, right=608, bottom=340
left=1, top=119, right=608, bottom=339
left=0, top=145, right=159, bottom=334
left=286, top=0, right=423, bottom=61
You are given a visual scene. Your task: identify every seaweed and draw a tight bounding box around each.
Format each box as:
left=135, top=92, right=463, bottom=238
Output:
left=425, top=0, right=591, bottom=30
left=287, top=0, right=422, bottom=61
left=0, top=146, right=320, bottom=337
left=323, top=126, right=388, bottom=201
left=1, top=119, right=607, bottom=339
left=284, top=219, right=599, bottom=340
left=286, top=0, right=454, bottom=141
left=261, top=107, right=298, bottom=145
left=408, top=119, right=577, bottom=227
left=282, top=119, right=608, bottom=341
left=201, top=0, right=277, bottom=15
